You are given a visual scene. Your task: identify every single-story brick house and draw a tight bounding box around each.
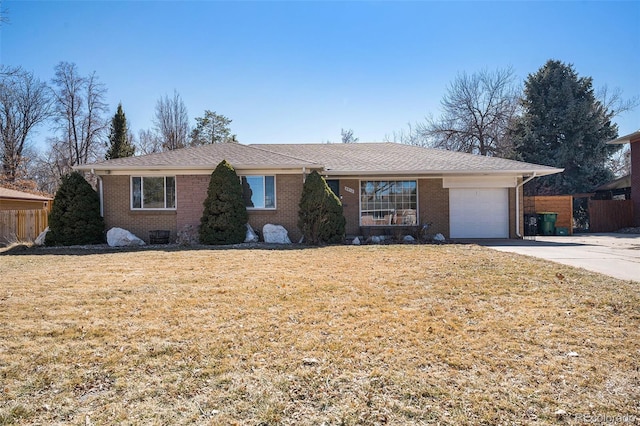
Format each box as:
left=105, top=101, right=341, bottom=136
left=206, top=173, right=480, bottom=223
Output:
left=607, top=129, right=640, bottom=226
left=75, top=142, right=562, bottom=242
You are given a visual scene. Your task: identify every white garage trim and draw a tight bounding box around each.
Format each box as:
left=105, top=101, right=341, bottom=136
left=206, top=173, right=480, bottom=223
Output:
left=450, top=188, right=509, bottom=238
left=443, top=176, right=517, bottom=188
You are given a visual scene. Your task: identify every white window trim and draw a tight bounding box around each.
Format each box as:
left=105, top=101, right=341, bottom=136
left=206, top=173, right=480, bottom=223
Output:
left=242, top=175, right=277, bottom=210
left=358, top=179, right=419, bottom=226
left=130, top=175, right=177, bottom=211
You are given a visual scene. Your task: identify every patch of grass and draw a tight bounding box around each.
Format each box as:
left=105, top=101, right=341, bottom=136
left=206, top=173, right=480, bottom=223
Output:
left=0, top=245, right=638, bottom=424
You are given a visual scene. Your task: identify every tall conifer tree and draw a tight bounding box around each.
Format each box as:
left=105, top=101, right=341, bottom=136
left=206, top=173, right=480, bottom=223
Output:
left=512, top=60, right=618, bottom=195
left=105, top=103, right=135, bottom=160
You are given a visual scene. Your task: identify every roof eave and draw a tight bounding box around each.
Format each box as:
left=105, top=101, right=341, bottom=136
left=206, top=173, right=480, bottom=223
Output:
left=606, top=130, right=640, bottom=145
left=324, top=168, right=564, bottom=177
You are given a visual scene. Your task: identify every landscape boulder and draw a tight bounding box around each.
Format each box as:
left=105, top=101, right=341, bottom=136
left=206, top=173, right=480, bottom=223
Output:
left=176, top=224, right=199, bottom=246
left=245, top=224, right=259, bottom=243
left=34, top=227, right=49, bottom=246
left=107, top=227, right=145, bottom=247
left=262, top=224, right=291, bottom=244
left=433, top=233, right=446, bottom=242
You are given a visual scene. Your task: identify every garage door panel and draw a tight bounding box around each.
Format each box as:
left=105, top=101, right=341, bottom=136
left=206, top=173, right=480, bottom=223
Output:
left=450, top=188, right=509, bottom=238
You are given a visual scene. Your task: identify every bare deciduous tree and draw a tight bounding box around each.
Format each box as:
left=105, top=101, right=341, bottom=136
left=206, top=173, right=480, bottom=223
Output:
left=420, top=67, right=520, bottom=157
left=154, top=90, right=189, bottom=151
left=49, top=62, right=108, bottom=176
left=136, top=128, right=162, bottom=155
left=341, top=128, right=359, bottom=143
left=0, top=66, right=52, bottom=183
left=384, top=122, right=426, bottom=146
left=596, top=85, right=640, bottom=120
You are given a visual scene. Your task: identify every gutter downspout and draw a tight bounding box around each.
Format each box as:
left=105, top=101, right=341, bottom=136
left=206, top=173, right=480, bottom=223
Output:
left=515, top=173, right=537, bottom=238
left=95, top=171, right=104, bottom=218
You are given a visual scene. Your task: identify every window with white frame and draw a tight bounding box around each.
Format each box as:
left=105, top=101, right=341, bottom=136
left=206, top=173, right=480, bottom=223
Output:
left=360, top=180, right=417, bottom=225
left=241, top=176, right=275, bottom=209
left=131, top=176, right=176, bottom=209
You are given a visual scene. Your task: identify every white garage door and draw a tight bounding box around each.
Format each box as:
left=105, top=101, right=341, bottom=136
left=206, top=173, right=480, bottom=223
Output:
left=450, top=188, right=509, bottom=238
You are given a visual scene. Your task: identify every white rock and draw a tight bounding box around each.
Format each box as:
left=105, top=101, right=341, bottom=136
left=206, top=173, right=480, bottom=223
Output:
left=262, top=224, right=291, bottom=244
left=403, top=235, right=415, bottom=242
left=371, top=235, right=381, bottom=244
left=352, top=236, right=361, bottom=245
left=34, top=227, right=49, bottom=246
left=245, top=223, right=259, bottom=243
left=554, top=409, right=567, bottom=418
left=433, top=233, right=446, bottom=242
left=106, top=227, right=145, bottom=247
left=176, top=224, right=198, bottom=246
left=302, top=357, right=320, bottom=366
left=566, top=351, right=579, bottom=357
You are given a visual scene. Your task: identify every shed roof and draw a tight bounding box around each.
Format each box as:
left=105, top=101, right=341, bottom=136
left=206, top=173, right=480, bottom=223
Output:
left=0, top=187, right=52, bottom=201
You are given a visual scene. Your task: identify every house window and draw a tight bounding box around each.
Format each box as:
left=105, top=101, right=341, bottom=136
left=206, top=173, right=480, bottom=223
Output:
left=131, top=176, right=176, bottom=209
left=241, top=176, right=275, bottom=209
left=360, top=180, right=417, bottom=226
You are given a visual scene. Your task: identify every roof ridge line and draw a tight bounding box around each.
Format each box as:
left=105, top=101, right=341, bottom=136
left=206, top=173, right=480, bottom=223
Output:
left=247, top=144, right=324, bottom=167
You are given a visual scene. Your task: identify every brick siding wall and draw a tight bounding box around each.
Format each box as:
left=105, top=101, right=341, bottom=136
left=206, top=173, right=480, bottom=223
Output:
left=632, top=142, right=640, bottom=226
left=176, top=175, right=209, bottom=231
left=176, top=174, right=306, bottom=242
left=101, top=175, right=177, bottom=243
left=340, top=179, right=360, bottom=236
left=102, top=174, right=524, bottom=243
left=247, top=174, right=304, bottom=242
left=418, top=178, right=450, bottom=238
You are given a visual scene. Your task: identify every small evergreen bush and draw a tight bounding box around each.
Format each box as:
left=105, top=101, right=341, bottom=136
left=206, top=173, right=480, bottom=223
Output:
left=46, top=172, right=105, bottom=246
left=298, top=171, right=345, bottom=245
left=199, top=160, right=248, bottom=245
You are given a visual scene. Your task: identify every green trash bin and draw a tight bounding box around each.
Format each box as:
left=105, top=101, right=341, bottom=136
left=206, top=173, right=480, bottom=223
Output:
left=537, top=212, right=558, bottom=236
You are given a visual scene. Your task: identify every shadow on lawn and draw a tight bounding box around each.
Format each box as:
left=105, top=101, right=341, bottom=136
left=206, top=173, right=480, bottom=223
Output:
left=453, top=238, right=588, bottom=248
left=0, top=242, right=322, bottom=256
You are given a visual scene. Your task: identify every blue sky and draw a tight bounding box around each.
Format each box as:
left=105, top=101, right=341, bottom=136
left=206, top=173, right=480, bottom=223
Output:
left=1, top=0, right=639, bottom=149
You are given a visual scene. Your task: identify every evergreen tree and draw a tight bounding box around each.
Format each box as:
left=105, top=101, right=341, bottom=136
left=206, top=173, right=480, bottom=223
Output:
left=46, top=171, right=105, bottom=246
left=512, top=60, right=619, bottom=195
left=190, top=110, right=236, bottom=145
left=199, top=160, right=248, bottom=245
left=105, top=103, right=135, bottom=160
left=298, top=170, right=345, bottom=245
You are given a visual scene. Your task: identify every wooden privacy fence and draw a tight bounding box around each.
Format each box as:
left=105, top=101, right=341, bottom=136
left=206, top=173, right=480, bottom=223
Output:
left=588, top=199, right=634, bottom=233
left=0, top=209, right=49, bottom=243
left=523, top=195, right=574, bottom=235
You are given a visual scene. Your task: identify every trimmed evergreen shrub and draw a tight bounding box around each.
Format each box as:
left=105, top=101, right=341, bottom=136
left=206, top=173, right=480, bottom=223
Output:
left=45, top=172, right=105, bottom=246
left=298, top=170, right=346, bottom=245
left=199, top=160, right=248, bottom=245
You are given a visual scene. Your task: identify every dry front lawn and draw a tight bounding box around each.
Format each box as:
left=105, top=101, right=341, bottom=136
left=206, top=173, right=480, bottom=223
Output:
left=0, top=244, right=638, bottom=425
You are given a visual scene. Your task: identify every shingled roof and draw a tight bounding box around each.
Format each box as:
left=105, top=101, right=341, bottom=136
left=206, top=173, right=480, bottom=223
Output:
left=76, top=142, right=320, bottom=172
left=0, top=187, right=52, bottom=201
left=77, top=142, right=562, bottom=177
left=251, top=143, right=562, bottom=176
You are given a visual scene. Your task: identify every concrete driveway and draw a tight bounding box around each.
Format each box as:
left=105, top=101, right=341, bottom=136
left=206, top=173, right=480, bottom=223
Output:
left=470, top=233, right=640, bottom=282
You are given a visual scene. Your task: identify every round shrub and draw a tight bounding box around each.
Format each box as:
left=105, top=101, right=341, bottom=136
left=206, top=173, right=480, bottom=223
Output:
left=46, top=172, right=105, bottom=246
